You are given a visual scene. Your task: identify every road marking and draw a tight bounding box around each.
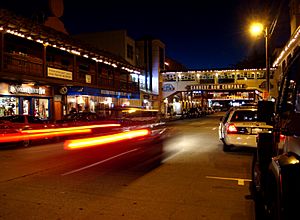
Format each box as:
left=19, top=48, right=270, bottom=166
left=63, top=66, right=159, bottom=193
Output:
left=61, top=148, right=139, bottom=176
left=212, top=127, right=217, bottom=130
left=206, top=176, right=252, bottom=186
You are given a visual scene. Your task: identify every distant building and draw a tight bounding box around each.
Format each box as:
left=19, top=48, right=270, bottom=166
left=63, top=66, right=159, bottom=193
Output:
left=162, top=68, right=276, bottom=115
left=74, top=30, right=136, bottom=67
left=74, top=31, right=166, bottom=110
left=164, top=57, right=188, bottom=72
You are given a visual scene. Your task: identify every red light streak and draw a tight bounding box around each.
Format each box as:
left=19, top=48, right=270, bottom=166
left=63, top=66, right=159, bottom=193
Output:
left=21, top=123, right=121, bottom=134
left=0, top=129, right=92, bottom=143
left=64, top=129, right=150, bottom=150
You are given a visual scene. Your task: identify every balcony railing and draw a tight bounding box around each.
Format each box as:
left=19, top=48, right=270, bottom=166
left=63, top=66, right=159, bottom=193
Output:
left=77, top=68, right=96, bottom=85
left=199, top=79, right=214, bottom=84
left=2, top=52, right=139, bottom=94
left=98, top=76, right=139, bottom=93
left=3, top=52, right=43, bottom=77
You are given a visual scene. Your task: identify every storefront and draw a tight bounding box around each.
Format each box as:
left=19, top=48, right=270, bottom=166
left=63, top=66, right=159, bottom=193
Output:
left=189, top=83, right=262, bottom=109
left=65, top=86, right=140, bottom=115
left=0, top=83, right=52, bottom=119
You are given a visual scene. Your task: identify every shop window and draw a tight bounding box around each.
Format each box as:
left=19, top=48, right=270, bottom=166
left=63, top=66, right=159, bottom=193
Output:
left=0, top=97, right=18, bottom=116
left=34, top=98, right=49, bottom=119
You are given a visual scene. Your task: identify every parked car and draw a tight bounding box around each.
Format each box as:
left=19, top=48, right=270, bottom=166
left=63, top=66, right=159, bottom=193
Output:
left=218, top=106, right=273, bottom=151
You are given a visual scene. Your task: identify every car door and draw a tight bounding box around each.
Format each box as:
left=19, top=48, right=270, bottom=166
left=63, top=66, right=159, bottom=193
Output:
left=219, top=109, right=232, bottom=139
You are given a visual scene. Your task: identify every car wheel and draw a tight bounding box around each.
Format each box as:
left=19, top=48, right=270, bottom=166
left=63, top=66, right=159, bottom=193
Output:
left=222, top=141, right=231, bottom=152
left=22, top=139, right=31, bottom=147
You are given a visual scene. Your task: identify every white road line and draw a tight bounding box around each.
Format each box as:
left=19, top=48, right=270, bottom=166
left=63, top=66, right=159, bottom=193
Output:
left=61, top=148, right=139, bottom=176
left=206, top=175, right=252, bottom=186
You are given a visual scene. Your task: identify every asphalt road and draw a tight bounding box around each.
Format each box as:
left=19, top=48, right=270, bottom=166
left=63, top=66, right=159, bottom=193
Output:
left=0, top=113, right=255, bottom=220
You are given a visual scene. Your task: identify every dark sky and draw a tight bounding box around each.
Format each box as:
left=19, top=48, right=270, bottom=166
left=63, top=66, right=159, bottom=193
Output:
left=1, top=0, right=289, bottom=70
left=62, top=1, right=250, bottom=69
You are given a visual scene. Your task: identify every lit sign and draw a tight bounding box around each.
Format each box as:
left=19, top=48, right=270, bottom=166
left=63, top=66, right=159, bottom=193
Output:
left=47, top=67, right=73, bottom=80
left=162, top=84, right=175, bottom=91
left=85, top=74, right=91, bottom=83
left=9, top=85, right=46, bottom=95
left=190, top=84, right=246, bottom=90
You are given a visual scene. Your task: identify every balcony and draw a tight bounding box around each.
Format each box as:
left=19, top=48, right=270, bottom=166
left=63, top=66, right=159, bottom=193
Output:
left=3, top=52, right=43, bottom=77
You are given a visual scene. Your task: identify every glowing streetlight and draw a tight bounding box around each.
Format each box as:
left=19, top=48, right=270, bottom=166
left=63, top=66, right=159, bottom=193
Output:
left=249, top=22, right=270, bottom=99
left=250, top=22, right=264, bottom=37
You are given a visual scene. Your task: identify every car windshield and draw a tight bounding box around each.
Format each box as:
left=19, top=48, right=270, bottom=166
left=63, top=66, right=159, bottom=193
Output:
left=231, top=110, right=258, bottom=122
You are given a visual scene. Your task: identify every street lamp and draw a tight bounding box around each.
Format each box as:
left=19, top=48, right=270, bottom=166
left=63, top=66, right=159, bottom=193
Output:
left=250, top=22, right=270, bottom=99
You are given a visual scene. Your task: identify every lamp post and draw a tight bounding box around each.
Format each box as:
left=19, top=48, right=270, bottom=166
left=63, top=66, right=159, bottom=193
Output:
left=250, top=22, right=270, bottom=99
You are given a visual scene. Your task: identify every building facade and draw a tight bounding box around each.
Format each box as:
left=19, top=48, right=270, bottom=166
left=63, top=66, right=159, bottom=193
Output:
left=136, top=37, right=165, bottom=110
left=272, top=0, right=300, bottom=110
left=0, top=9, right=140, bottom=120
left=162, top=68, right=276, bottom=115
left=74, top=31, right=166, bottom=110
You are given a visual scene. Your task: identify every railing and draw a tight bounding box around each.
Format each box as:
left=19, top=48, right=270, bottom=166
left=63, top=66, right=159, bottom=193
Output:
left=199, top=79, right=215, bottom=84
left=127, top=81, right=139, bottom=93
left=47, top=61, right=73, bottom=72
left=98, top=76, right=139, bottom=93
left=3, top=52, right=43, bottom=77
left=98, top=76, right=114, bottom=89
left=2, top=52, right=139, bottom=94
left=218, top=78, right=235, bottom=84
left=77, top=68, right=96, bottom=85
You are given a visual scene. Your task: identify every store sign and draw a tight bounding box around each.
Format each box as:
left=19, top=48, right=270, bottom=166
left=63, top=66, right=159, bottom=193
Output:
left=85, top=74, right=91, bottom=84
left=100, top=90, right=133, bottom=98
left=190, top=84, right=246, bottom=90
left=47, top=67, right=73, bottom=80
left=101, top=90, right=116, bottom=95
left=9, top=85, right=46, bottom=95
left=162, top=83, right=175, bottom=91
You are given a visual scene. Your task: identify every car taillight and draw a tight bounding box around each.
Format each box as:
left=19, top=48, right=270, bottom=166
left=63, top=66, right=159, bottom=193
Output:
left=280, top=134, right=286, bottom=141
left=227, top=123, right=237, bottom=133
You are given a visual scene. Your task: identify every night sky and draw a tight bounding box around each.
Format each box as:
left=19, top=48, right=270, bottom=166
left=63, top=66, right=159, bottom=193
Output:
left=62, top=0, right=251, bottom=69
left=1, top=0, right=290, bottom=70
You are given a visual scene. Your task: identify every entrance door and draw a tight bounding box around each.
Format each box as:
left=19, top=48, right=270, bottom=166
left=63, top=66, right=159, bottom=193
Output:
left=54, top=101, right=62, bottom=121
